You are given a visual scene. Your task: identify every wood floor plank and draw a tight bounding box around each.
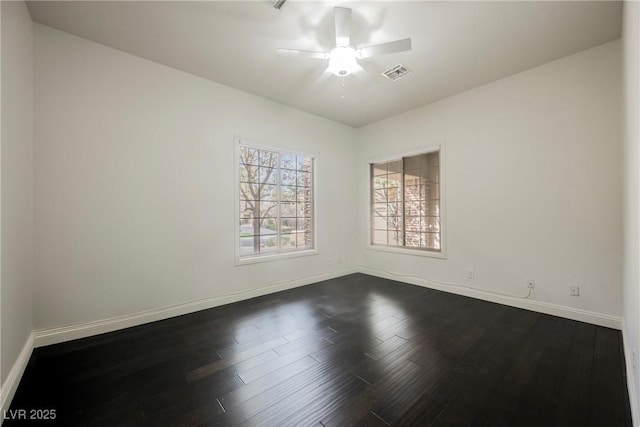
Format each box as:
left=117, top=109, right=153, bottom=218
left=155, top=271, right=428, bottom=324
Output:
left=469, top=315, right=553, bottom=425
left=186, top=337, right=287, bottom=381
left=428, top=309, right=538, bottom=422
left=141, top=375, right=243, bottom=426
left=548, top=321, right=596, bottom=426
left=220, top=360, right=350, bottom=425
left=508, top=317, right=575, bottom=426
left=321, top=359, right=424, bottom=427
left=217, top=356, right=319, bottom=412
left=237, top=345, right=325, bottom=384
left=371, top=350, right=451, bottom=425
left=587, top=327, right=632, bottom=426
left=238, top=369, right=367, bottom=427
left=353, top=411, right=392, bottom=427
left=393, top=393, right=445, bottom=426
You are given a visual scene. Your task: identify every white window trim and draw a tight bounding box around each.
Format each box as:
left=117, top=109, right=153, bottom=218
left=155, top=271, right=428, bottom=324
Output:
left=234, top=136, right=318, bottom=266
left=366, top=143, right=447, bottom=260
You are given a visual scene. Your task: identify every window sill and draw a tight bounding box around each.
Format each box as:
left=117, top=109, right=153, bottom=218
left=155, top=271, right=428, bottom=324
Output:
left=235, top=249, right=319, bottom=266
left=366, top=244, right=447, bottom=259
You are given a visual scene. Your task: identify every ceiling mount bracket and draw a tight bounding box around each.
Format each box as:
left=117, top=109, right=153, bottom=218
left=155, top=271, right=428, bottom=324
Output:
left=269, top=0, right=287, bottom=10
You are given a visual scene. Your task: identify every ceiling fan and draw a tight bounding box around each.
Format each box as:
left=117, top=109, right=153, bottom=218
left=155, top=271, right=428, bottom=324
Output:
left=277, top=7, right=412, bottom=81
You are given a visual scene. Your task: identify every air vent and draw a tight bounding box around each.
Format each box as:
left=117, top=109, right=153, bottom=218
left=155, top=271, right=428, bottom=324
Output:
left=382, top=64, right=412, bottom=81
left=268, top=0, right=288, bottom=10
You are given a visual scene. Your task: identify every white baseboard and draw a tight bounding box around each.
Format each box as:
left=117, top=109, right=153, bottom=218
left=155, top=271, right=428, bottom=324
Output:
left=33, top=267, right=358, bottom=347
left=359, top=267, right=622, bottom=330
left=622, top=321, right=640, bottom=427
left=1, top=333, right=34, bottom=418
left=33, top=266, right=622, bottom=348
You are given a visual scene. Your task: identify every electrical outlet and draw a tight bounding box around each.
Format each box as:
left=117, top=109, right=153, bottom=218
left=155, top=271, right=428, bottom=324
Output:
left=466, top=269, right=475, bottom=279
left=527, top=279, right=535, bottom=289
left=570, top=286, right=580, bottom=296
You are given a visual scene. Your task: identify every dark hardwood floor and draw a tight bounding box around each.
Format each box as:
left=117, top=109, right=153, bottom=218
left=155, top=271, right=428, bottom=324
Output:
left=6, top=274, right=632, bottom=426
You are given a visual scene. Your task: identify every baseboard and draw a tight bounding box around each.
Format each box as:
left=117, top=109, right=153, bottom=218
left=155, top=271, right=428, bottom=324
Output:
left=32, top=265, right=622, bottom=349
left=359, top=267, right=622, bottom=330
left=33, top=267, right=358, bottom=347
left=1, top=333, right=34, bottom=419
left=622, top=320, right=640, bottom=426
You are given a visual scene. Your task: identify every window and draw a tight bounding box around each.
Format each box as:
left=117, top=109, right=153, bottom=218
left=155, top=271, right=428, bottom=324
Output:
left=371, top=148, right=442, bottom=254
left=237, top=139, right=314, bottom=261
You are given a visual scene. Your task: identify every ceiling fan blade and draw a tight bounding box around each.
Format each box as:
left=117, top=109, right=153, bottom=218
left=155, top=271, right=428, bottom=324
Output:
left=358, top=38, right=412, bottom=58
left=352, top=63, right=376, bottom=86
left=310, top=67, right=333, bottom=90
left=277, top=48, right=328, bottom=60
left=334, top=7, right=352, bottom=47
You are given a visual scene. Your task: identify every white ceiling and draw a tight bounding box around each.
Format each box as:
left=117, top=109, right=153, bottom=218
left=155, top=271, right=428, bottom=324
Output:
left=27, top=1, right=622, bottom=128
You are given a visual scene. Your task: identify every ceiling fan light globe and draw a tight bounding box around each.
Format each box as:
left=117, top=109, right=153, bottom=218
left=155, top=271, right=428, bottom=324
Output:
left=328, top=46, right=358, bottom=77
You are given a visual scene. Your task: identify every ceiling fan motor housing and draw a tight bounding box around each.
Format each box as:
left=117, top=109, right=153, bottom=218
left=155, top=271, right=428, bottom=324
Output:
left=328, top=46, right=358, bottom=76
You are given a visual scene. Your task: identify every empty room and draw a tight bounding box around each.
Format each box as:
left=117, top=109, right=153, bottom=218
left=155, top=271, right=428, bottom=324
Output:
left=1, top=0, right=639, bottom=425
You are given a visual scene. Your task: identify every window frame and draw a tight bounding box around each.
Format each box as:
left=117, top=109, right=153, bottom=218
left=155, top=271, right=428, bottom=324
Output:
left=367, top=144, right=447, bottom=259
left=234, top=136, right=318, bottom=266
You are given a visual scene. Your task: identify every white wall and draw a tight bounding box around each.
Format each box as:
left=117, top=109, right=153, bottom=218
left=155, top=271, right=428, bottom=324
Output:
left=33, top=23, right=625, bottom=334
left=356, top=40, right=623, bottom=321
left=1, top=0, right=34, bottom=395
left=622, top=0, right=640, bottom=422
left=33, top=24, right=357, bottom=332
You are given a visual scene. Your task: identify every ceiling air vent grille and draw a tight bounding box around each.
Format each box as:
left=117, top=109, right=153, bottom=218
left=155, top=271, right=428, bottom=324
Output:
left=382, top=64, right=412, bottom=81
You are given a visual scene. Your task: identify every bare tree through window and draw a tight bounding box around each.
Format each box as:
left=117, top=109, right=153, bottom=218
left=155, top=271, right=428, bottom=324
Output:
left=371, top=150, right=441, bottom=252
left=239, top=144, right=314, bottom=257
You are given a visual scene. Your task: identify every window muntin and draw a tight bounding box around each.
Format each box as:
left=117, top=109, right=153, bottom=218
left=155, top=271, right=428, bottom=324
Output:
left=239, top=143, right=314, bottom=258
left=371, top=150, right=441, bottom=252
